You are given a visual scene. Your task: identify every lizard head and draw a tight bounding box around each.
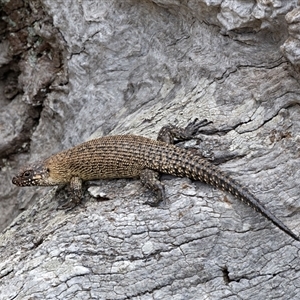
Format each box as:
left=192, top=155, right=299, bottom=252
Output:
left=12, top=157, right=73, bottom=187
left=12, top=163, right=53, bottom=187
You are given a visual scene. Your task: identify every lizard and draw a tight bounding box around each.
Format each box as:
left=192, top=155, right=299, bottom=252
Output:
left=12, top=119, right=299, bottom=241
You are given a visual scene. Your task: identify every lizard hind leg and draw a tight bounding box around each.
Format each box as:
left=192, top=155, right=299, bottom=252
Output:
left=140, top=168, right=168, bottom=207
left=141, top=119, right=212, bottom=207
left=157, top=118, right=212, bottom=144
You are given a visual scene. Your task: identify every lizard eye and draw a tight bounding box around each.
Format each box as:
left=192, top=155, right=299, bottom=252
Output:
left=23, top=170, right=32, bottom=178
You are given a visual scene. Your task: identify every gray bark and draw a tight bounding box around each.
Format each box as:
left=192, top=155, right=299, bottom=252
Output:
left=1, top=0, right=300, bottom=299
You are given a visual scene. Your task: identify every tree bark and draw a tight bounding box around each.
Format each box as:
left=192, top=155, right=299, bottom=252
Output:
left=1, top=1, right=300, bottom=299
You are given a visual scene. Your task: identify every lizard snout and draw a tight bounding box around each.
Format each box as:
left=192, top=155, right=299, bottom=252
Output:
left=12, top=176, right=20, bottom=186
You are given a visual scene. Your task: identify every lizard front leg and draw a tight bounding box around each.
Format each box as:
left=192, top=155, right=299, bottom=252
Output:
left=58, top=176, right=83, bottom=210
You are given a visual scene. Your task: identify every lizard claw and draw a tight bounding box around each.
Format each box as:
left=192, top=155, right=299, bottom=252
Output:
left=57, top=197, right=81, bottom=211
left=184, top=118, right=213, bottom=137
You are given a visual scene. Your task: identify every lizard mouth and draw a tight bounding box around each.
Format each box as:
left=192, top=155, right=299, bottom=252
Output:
left=12, top=176, right=20, bottom=186
left=12, top=167, right=43, bottom=186
left=12, top=176, right=31, bottom=186
left=12, top=175, right=40, bottom=186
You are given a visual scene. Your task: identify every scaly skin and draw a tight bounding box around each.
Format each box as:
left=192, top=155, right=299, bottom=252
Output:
left=12, top=121, right=299, bottom=241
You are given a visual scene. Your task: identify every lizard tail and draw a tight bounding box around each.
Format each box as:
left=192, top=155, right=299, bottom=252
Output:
left=169, top=155, right=299, bottom=241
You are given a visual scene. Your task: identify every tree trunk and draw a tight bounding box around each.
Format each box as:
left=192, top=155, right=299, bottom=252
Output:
left=1, top=1, right=300, bottom=299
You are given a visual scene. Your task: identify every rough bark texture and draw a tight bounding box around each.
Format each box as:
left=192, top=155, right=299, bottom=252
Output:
left=1, top=1, right=300, bottom=299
